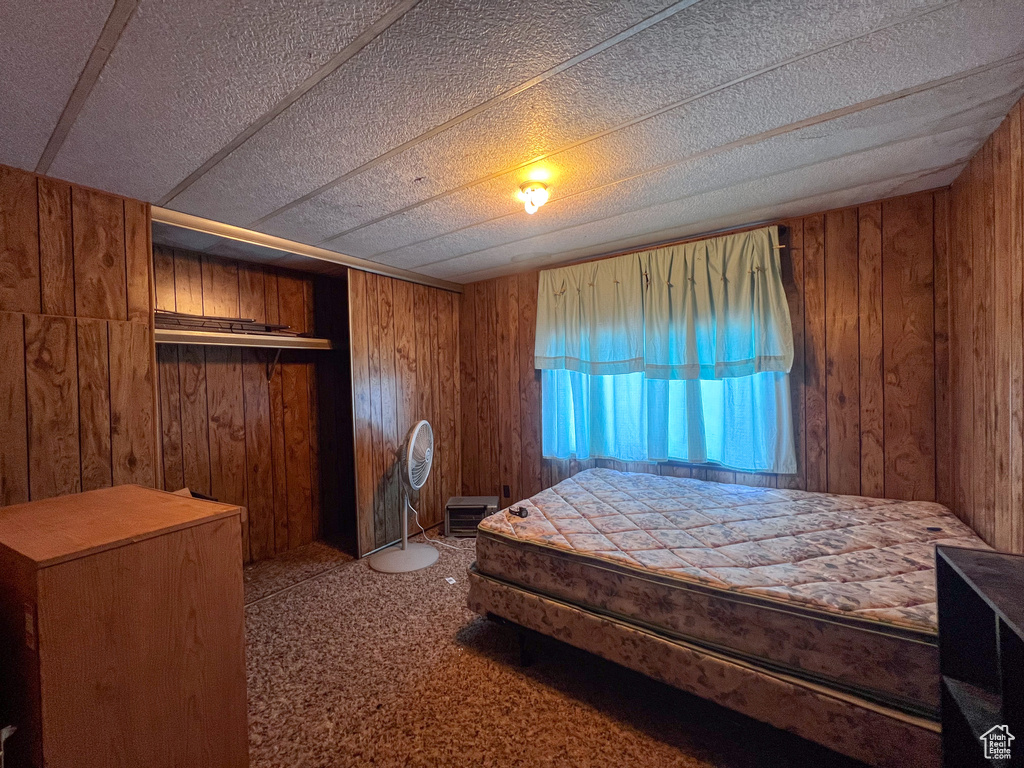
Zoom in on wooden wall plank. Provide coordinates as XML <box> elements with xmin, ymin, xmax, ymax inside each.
<box><xmin>802</xmin><ymin>214</ymin><xmax>828</xmax><ymax>493</ymax></box>
<box><xmin>76</xmin><ymin>319</ymin><xmax>112</xmax><ymax>492</ymax></box>
<box><xmin>307</xmin><ymin>347</ymin><xmax>321</xmax><ymax>541</ymax></box>
<box><xmin>123</xmin><ymin>199</ymin><xmax>151</xmax><ymax>322</ymax></box>
<box><xmin>459</xmin><ymin>283</ymin><xmax>479</xmax><ymax>495</ymax></box>
<box><xmin>971</xmin><ymin>145</ymin><xmax>995</xmax><ymax>539</ymax></box>
<box><xmin>421</xmin><ymin>290</ymin><xmax>438</xmax><ymax>528</ymax></box>
<box><xmin>993</xmin><ymin>120</ymin><xmax>1015</xmax><ymax>550</ymax></box>
<box><xmin>177</xmin><ymin>345</ymin><xmax>211</xmax><ymax>496</ymax></box>
<box><xmin>109</xmin><ymin>321</ymin><xmax>157</xmax><ymax>488</ymax></box>
<box><xmin>282</xmin><ymin>361</ymin><xmax>314</xmax><ymax>549</ymax></box>
<box><xmin>496</xmin><ymin>275</ymin><xmax>522</xmax><ymax>505</ymax></box>
<box><xmin>241</xmin><ymin>349</ymin><xmax>275</xmax><ymax>560</ymax></box>
<box><xmin>364</xmin><ymin>274</ymin><xmax>387</xmax><ymax>548</ymax></box>
<box><xmin>25</xmin><ymin>314</ymin><xmax>80</xmax><ymax>498</ymax></box>
<box><xmin>173</xmin><ymin>251</ymin><xmax>204</xmax><ymax>316</ymax></box>
<box><xmin>277</xmin><ymin>273</ymin><xmax>306</xmax><ymax>332</ymax></box>
<box><xmin>1010</xmin><ymin>102</ymin><xmax>1024</xmax><ymax>553</ymax></box>
<box><xmin>0</xmin><ymin>166</ymin><xmax>40</xmax><ymax>314</ymax></box>
<box><xmin>37</xmin><ymin>177</ymin><xmax>74</xmax><ymax>317</ymax></box>
<box><xmin>201</xmin><ymin>256</ymin><xmax>239</xmax><ymax>319</ymax></box>
<box><xmin>205</xmin><ymin>346</ymin><xmax>248</xmax><ymax>555</ymax></box>
<box><xmin>267</xmin><ymin>356</ymin><xmax>289</xmax><ymax>553</ymax></box>
<box><xmin>882</xmin><ymin>194</ymin><xmax>936</xmax><ymax>501</ymax></box>
<box><xmin>157</xmin><ymin>345</ymin><xmax>184</xmax><ymax>491</ymax></box>
<box><xmin>237</xmin><ymin>264</ymin><xmax>266</xmax><ymax>322</ymax></box>
<box><xmin>518</xmin><ymin>271</ymin><xmax>543</xmax><ymax>499</ymax></box>
<box><xmin>0</xmin><ymin>311</ymin><xmax>28</xmax><ymax>504</ymax></box>
<box><xmin>949</xmin><ymin>173</ymin><xmax>975</xmax><ymax>531</ymax></box>
<box><xmin>392</xmin><ymin>280</ymin><xmax>417</xmax><ymax>437</ymax></box>
<box><xmin>779</xmin><ymin>220</ymin><xmax>805</xmax><ymax>490</ymax></box>
<box><xmin>72</xmin><ymin>187</ymin><xmax>126</xmax><ymax>321</ymax></box>
<box><xmin>303</xmin><ymin>279</ymin><xmax>316</xmax><ymax>337</ymax></box>
<box><xmin>412</xmin><ymin>283</ymin><xmax>437</xmax><ymax>526</ymax></box>
<box><xmin>438</xmin><ymin>290</ymin><xmax>459</xmax><ymax>526</ymax></box>
<box><xmin>349</xmin><ymin>271</ymin><xmax>376</xmax><ymax>555</ymax></box>
<box><xmin>824</xmin><ymin>209</ymin><xmax>861</xmax><ymax>495</ymax></box>
<box><xmin>264</xmin><ymin>271</ymin><xmax>280</xmax><ymax>325</ymax></box>
<box><xmin>933</xmin><ymin>190</ymin><xmax>951</xmax><ymax>509</ymax></box>
<box><xmin>478</xmin><ymin>279</ymin><xmax>499</xmax><ymax>499</ymax></box>
<box><xmin>152</xmin><ymin>246</ymin><xmax>177</xmax><ymax>312</ymax></box>
<box><xmin>1007</xmin><ymin>103</ymin><xmax>1024</xmax><ymax>552</ymax></box>
<box><xmin>392</xmin><ymin>279</ymin><xmax>417</xmax><ymax>534</ymax></box>
<box><xmin>858</xmin><ymin>204</ymin><xmax>885</xmax><ymax>497</ymax></box>
<box><xmin>449</xmin><ymin>291</ymin><xmax>461</xmax><ymax>510</ymax></box>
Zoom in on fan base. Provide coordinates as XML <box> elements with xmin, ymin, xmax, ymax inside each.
<box><xmin>368</xmin><ymin>541</ymin><xmax>439</xmax><ymax>573</ymax></box>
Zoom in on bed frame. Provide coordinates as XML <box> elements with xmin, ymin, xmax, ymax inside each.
<box><xmin>468</xmin><ymin>566</ymin><xmax>940</xmax><ymax>768</ymax></box>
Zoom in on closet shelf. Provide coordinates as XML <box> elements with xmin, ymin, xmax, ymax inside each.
<box><xmin>154</xmin><ymin>328</ymin><xmax>332</xmax><ymax>350</ymax></box>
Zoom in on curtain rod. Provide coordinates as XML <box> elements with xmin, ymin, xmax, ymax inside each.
<box><xmin>555</xmin><ymin>222</ymin><xmax>788</xmax><ymax>271</ymax></box>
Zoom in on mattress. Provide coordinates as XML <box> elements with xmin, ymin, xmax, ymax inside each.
<box><xmin>475</xmin><ymin>468</ymin><xmax>988</xmax><ymax>718</ymax></box>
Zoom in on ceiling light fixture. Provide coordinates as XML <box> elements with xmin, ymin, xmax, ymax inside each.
<box><xmin>517</xmin><ymin>181</ymin><xmax>549</xmax><ymax>214</ymax></box>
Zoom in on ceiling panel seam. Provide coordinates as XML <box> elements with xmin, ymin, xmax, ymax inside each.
<box><xmin>155</xmin><ymin>0</ymin><xmax>423</xmax><ymax>207</ymax></box>
<box><xmin>367</xmin><ymin>51</ymin><xmax>1023</xmax><ymax>263</ymax></box>
<box><xmin>319</xmin><ymin>0</ymin><xmax>963</xmax><ymax>246</ymax></box>
<box><xmin>241</xmin><ymin>0</ymin><xmax>706</xmax><ymax>228</ymax></box>
<box><xmin>410</xmin><ymin>122</ymin><xmax>992</xmax><ymax>271</ymax></box>
<box><xmin>35</xmin><ymin>0</ymin><xmax>141</xmax><ymax>174</ymax></box>
<box><xmin>455</xmin><ymin>166</ymin><xmax>964</xmax><ymax>283</ymax></box>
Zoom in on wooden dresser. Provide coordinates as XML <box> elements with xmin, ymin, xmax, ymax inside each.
<box><xmin>0</xmin><ymin>485</ymin><xmax>249</xmax><ymax>768</ymax></box>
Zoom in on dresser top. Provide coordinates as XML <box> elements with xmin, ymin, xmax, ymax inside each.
<box><xmin>0</xmin><ymin>485</ymin><xmax>242</xmax><ymax>567</ymax></box>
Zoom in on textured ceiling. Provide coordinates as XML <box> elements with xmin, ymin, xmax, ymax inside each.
<box><xmin>4</xmin><ymin>0</ymin><xmax>1024</xmax><ymax>283</ymax></box>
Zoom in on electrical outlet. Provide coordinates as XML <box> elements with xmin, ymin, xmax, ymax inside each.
<box><xmin>503</xmin><ymin>485</ymin><xmax>510</xmax><ymax>498</ymax></box>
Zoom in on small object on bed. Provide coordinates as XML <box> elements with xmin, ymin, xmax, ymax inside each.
<box><xmin>509</xmin><ymin>506</ymin><xmax>529</xmax><ymax>518</ymax></box>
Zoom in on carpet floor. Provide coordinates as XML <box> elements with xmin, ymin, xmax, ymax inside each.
<box><xmin>243</xmin><ymin>538</ymin><xmax>869</xmax><ymax>768</ymax></box>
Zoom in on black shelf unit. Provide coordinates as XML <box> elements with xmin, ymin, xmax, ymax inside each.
<box><xmin>937</xmin><ymin>545</ymin><xmax>1024</xmax><ymax>767</ymax></box>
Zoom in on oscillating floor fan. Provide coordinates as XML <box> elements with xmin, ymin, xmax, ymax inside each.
<box><xmin>368</xmin><ymin>419</ymin><xmax>439</xmax><ymax>573</ymax></box>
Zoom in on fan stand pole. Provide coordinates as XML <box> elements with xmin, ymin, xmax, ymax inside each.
<box><xmin>367</xmin><ymin>486</ymin><xmax>439</xmax><ymax>573</ymax></box>
<box><xmin>400</xmin><ymin>491</ymin><xmax>409</xmax><ymax>551</ymax></box>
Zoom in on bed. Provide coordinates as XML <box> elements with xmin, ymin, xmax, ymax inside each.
<box><xmin>467</xmin><ymin>468</ymin><xmax>988</xmax><ymax>768</ymax></box>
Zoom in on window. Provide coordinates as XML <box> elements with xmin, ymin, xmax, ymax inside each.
<box><xmin>541</xmin><ymin>370</ymin><xmax>795</xmax><ymax>473</ymax></box>
<box><xmin>535</xmin><ymin>226</ymin><xmax>796</xmax><ymax>475</ymax></box>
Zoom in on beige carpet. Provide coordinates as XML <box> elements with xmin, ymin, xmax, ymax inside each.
<box><xmin>244</xmin><ymin>539</ymin><xmax>868</xmax><ymax>768</ymax></box>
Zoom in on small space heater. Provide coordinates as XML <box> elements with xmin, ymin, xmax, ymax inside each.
<box><xmin>445</xmin><ymin>496</ymin><xmax>499</xmax><ymax>538</ymax></box>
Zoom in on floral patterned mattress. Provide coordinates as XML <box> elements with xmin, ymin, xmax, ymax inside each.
<box><xmin>475</xmin><ymin>468</ymin><xmax>987</xmax><ymax>717</ymax></box>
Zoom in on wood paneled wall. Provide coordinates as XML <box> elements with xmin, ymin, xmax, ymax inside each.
<box><xmin>460</xmin><ymin>191</ymin><xmax>949</xmax><ymax>510</ymax></box>
<box><xmin>0</xmin><ymin>164</ymin><xmax>158</xmax><ymax>506</ymax></box>
<box><xmin>153</xmin><ymin>245</ymin><xmax>319</xmax><ymax>562</ymax></box>
<box><xmin>348</xmin><ymin>270</ymin><xmax>460</xmax><ymax>556</ymax></box>
<box><xmin>947</xmin><ymin>98</ymin><xmax>1024</xmax><ymax>554</ymax></box>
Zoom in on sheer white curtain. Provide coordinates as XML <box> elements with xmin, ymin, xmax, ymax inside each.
<box><xmin>536</xmin><ymin>227</ymin><xmax>797</xmax><ymax>474</ymax></box>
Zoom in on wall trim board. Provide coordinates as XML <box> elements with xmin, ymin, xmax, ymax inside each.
<box><xmin>151</xmin><ymin>207</ymin><xmax>463</xmax><ymax>294</ymax></box>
